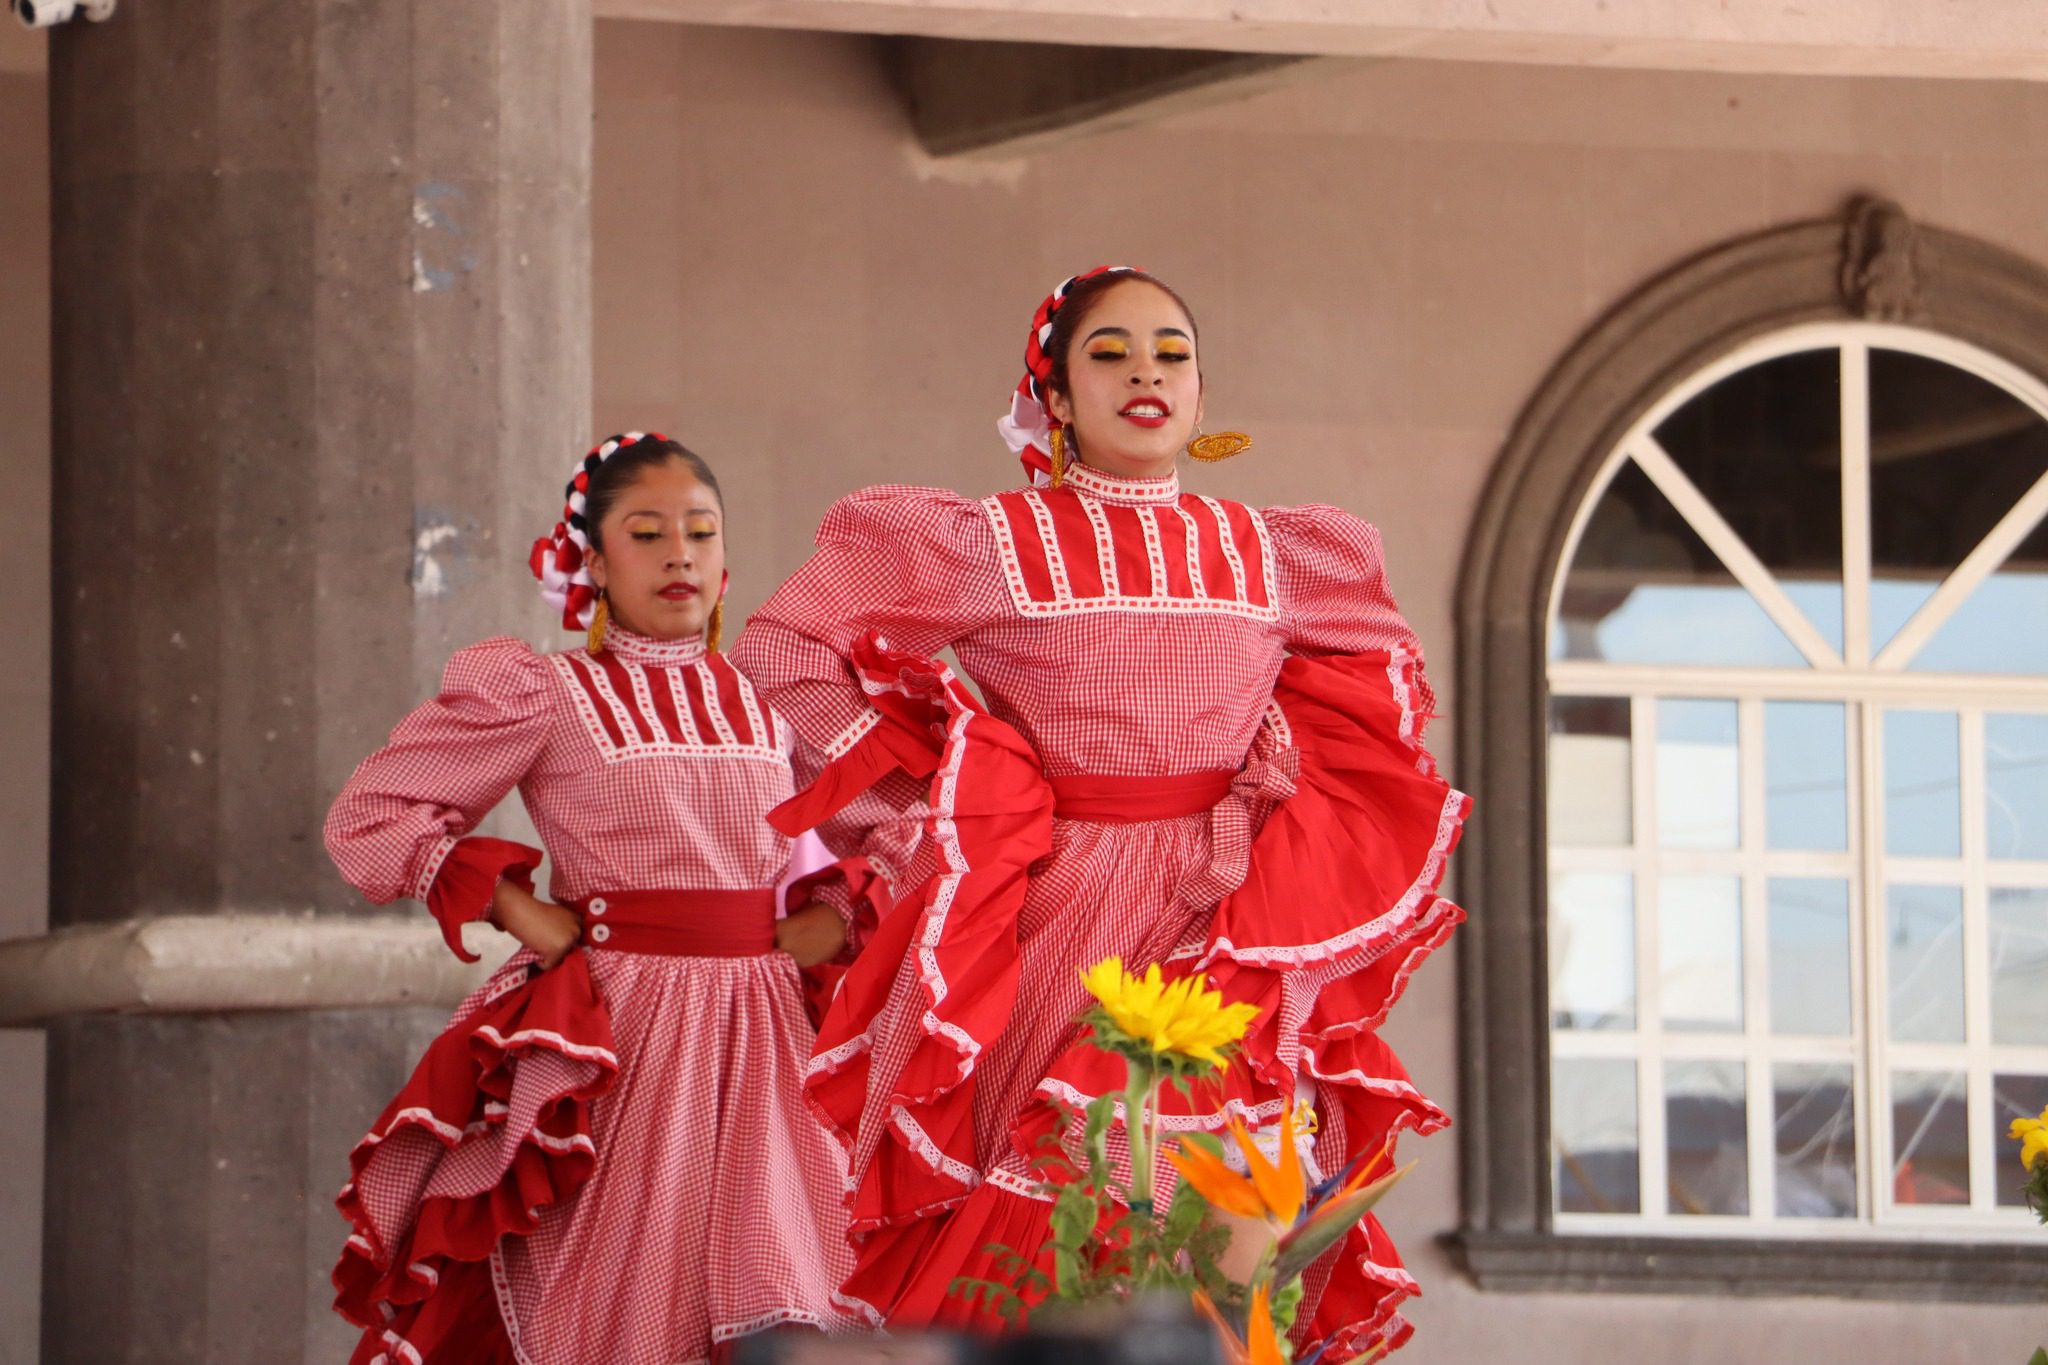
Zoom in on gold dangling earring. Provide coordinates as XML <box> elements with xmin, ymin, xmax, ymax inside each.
<box><xmin>586</xmin><ymin>591</ymin><xmax>609</xmax><ymax>657</ymax></box>
<box><xmin>1048</xmin><ymin>427</ymin><xmax>1067</xmax><ymax>489</ymax></box>
<box><xmin>706</xmin><ymin>598</ymin><xmax>725</xmax><ymax>653</ymax></box>
<box><xmin>1186</xmin><ymin>423</ymin><xmax>1254</xmax><ymax>462</ymax></box>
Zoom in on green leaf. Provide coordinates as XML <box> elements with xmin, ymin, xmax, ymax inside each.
<box><xmin>1162</xmin><ymin>1175</ymin><xmax>1210</xmax><ymax>1250</ymax></box>
<box><xmin>1050</xmin><ymin>1181</ymin><xmax>1098</xmax><ymax>1256</ymax></box>
<box><xmin>2028</xmin><ymin>1351</ymin><xmax>2047</xmax><ymax>1365</ymax></box>
<box><xmin>947</xmin><ymin>1276</ymin><xmax>1024</xmax><ymax>1326</ymax></box>
<box><xmin>1271</xmin><ymin>1278</ymin><xmax>1305</xmax><ymax>1339</ymax></box>
<box><xmin>1180</xmin><ymin>1130</ymin><xmax>1225</xmax><ymax>1160</ymax></box>
<box><xmin>1085</xmin><ymin>1091</ymin><xmax>1119</xmax><ymax>1180</ymax></box>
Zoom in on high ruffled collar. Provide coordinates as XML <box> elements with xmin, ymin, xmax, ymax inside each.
<box><xmin>598</xmin><ymin>619</ymin><xmax>707</xmax><ymax>666</ymax></box>
<box><xmin>1061</xmin><ymin>460</ymin><xmax>1182</xmax><ymax>506</ymax></box>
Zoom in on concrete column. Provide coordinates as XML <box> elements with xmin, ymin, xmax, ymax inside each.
<box><xmin>43</xmin><ymin>2</ymin><xmax>591</xmax><ymax>1359</ymax></box>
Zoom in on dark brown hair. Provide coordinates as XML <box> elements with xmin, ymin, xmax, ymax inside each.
<box><xmin>582</xmin><ymin>438</ymin><xmax>723</xmax><ymax>553</ymax></box>
<box><xmin>1041</xmin><ymin>270</ymin><xmax>1201</xmax><ymax>409</ymax></box>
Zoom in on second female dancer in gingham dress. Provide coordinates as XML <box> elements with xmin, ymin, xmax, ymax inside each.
<box><xmin>732</xmin><ymin>269</ymin><xmax>1471</xmax><ymax>1361</ymax></box>
<box><xmin>324</xmin><ymin>437</ymin><xmax>912</xmax><ymax>1365</ymax></box>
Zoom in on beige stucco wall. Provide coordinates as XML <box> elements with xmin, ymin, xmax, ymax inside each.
<box><xmin>593</xmin><ymin>24</ymin><xmax>2048</xmax><ymax>1362</ymax></box>
<box><xmin>3</xmin><ymin>18</ymin><xmax>2046</xmax><ymax>1363</ymax></box>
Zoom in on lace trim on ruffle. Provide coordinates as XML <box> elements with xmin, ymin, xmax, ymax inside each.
<box><xmin>471</xmin><ymin>1024</ymin><xmax>621</xmax><ymax>1069</ymax></box>
<box><xmin>1036</xmin><ymin>1076</ymin><xmax>1287</xmax><ymax>1135</ymax></box>
<box><xmin>711</xmin><ymin>1307</ymin><xmax>829</xmax><ymax>1341</ymax></box>
<box><xmin>987</xmin><ymin>1166</ymin><xmax>1057</xmax><ymax>1202</ymax></box>
<box><xmin>824</xmin><ymin>706</ymin><xmax>882</xmax><ymax>761</ymax></box>
<box><xmin>832</xmin><ymin>1290</ymin><xmax>887</xmax><ymax>1328</ymax></box>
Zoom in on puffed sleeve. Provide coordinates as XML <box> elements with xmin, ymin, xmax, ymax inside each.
<box><xmin>1268</xmin><ymin>503</ymin><xmax>1425</xmax><ymax>651</ymax></box>
<box><xmin>730</xmin><ymin>485</ymin><xmax>1010</xmax><ymax>760</ymax></box>
<box><xmin>323</xmin><ymin>636</ymin><xmax>553</xmax><ymax>962</ymax></box>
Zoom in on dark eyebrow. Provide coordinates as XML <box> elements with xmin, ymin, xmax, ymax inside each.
<box><xmin>1083</xmin><ymin>327</ymin><xmax>1132</xmax><ymax>343</ymax></box>
<box><xmin>1155</xmin><ymin>328</ymin><xmax>1191</xmax><ymax>342</ymax></box>
<box><xmin>622</xmin><ymin>506</ymin><xmax>720</xmax><ymax>519</ymax></box>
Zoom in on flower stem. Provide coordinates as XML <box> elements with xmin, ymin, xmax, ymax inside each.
<box><xmin>1126</xmin><ymin>1057</ymin><xmax>1158</xmax><ymax>1214</ymax></box>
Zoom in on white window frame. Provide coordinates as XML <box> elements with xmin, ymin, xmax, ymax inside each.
<box><xmin>1545</xmin><ymin>320</ymin><xmax>2048</xmax><ymax>1243</ymax></box>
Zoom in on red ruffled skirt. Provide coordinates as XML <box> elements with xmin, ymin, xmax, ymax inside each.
<box><xmin>333</xmin><ymin>943</ymin><xmax>858</xmax><ymax>1365</ymax></box>
<box><xmin>774</xmin><ymin>640</ymin><xmax>1468</xmax><ymax>1360</ymax></box>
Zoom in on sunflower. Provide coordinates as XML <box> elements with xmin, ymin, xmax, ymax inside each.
<box><xmin>1079</xmin><ymin>956</ymin><xmax>1260</xmax><ymax>1072</ymax></box>
<box><xmin>2011</xmin><ymin>1107</ymin><xmax>2048</xmax><ymax>1172</ymax></box>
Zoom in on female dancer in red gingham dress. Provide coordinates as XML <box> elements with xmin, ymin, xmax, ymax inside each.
<box><xmin>731</xmin><ymin>270</ymin><xmax>1470</xmax><ymax>1361</ymax></box>
<box><xmin>326</xmin><ymin>436</ymin><xmax>908</xmax><ymax>1365</ymax></box>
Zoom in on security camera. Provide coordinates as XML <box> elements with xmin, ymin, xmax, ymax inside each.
<box><xmin>12</xmin><ymin>0</ymin><xmax>117</xmax><ymax>28</ymax></box>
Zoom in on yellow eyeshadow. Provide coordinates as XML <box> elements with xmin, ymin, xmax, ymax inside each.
<box><xmin>1156</xmin><ymin>339</ymin><xmax>1192</xmax><ymax>358</ymax></box>
<box><xmin>1087</xmin><ymin>341</ymin><xmax>1130</xmax><ymax>357</ymax></box>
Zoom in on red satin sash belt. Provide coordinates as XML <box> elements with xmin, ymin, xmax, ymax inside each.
<box><xmin>568</xmin><ymin>888</ymin><xmax>778</xmax><ymax>957</ymax></box>
<box><xmin>1045</xmin><ymin>769</ymin><xmax>1237</xmax><ymax>823</ymax></box>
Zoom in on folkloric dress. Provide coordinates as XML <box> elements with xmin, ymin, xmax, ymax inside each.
<box><xmin>326</xmin><ymin>621</ymin><xmax>913</xmax><ymax>1365</ymax></box>
<box><xmin>731</xmin><ymin>456</ymin><xmax>1471</xmax><ymax>1360</ymax></box>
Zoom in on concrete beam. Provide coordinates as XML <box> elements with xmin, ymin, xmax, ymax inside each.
<box><xmin>596</xmin><ymin>0</ymin><xmax>2048</xmax><ymax>81</ymax></box>
<box><xmin>887</xmin><ymin>38</ymin><xmax>1331</xmax><ymax>157</ymax></box>
<box><xmin>0</xmin><ymin>916</ymin><xmax>509</xmax><ymax>1026</ymax></box>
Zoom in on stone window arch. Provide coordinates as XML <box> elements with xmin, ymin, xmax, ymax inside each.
<box><xmin>1451</xmin><ymin>201</ymin><xmax>2048</xmax><ymax>1298</ymax></box>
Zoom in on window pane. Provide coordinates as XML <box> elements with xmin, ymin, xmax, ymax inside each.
<box><xmin>1652</xmin><ymin>347</ymin><xmax>1844</xmax><ymax>655</ymax></box>
<box><xmin>1549</xmin><ymin>696</ymin><xmax>1632</xmax><ymax>847</ymax></box>
<box><xmin>1765</xmin><ymin>701</ymin><xmax>1848</xmax><ymax>851</ymax></box>
<box><xmin>1549</xmin><ymin>872</ymin><xmax>1635</xmax><ymax>1030</ymax></box>
<box><xmin>1990</xmin><ymin>887</ymin><xmax>2048</xmax><ymax>1046</ymax></box>
<box><xmin>1993</xmin><ymin>1073</ymin><xmax>2048</xmax><ymax>1208</ymax></box>
<box><xmin>1883</xmin><ymin>710</ymin><xmax>1961</xmax><ymax>858</ymax></box>
<box><xmin>1887</xmin><ymin>884</ymin><xmax>1966</xmax><ymax>1043</ymax></box>
<box><xmin>1774</xmin><ymin>1062</ymin><xmax>1857</xmax><ymax>1218</ymax></box>
<box><xmin>1553</xmin><ymin>1057</ymin><xmax>1640</xmax><ymax>1214</ymax></box>
<box><xmin>1660</xmin><ymin>875</ymin><xmax>1743</xmax><ymax>1033</ymax></box>
<box><xmin>1768</xmin><ymin>877</ymin><xmax>1852</xmax><ymax>1037</ymax></box>
<box><xmin>1551</xmin><ymin>459</ymin><xmax>1806</xmax><ymax>668</ymax></box>
<box><xmin>1906</xmin><ymin>519</ymin><xmax>2048</xmax><ymax>676</ymax></box>
<box><xmin>1665</xmin><ymin>1060</ymin><xmax>1750</xmax><ymax>1216</ymax></box>
<box><xmin>1868</xmin><ymin>347</ymin><xmax>2048</xmax><ymax>660</ymax></box>
<box><xmin>1658</xmin><ymin>699</ymin><xmax>1740</xmax><ymax>849</ymax></box>
<box><xmin>1987</xmin><ymin>713</ymin><xmax>2048</xmax><ymax>860</ymax></box>
<box><xmin>1891</xmin><ymin>1069</ymin><xmax>1970</xmax><ymax>1206</ymax></box>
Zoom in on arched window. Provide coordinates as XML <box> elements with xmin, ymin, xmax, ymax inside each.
<box><xmin>1548</xmin><ymin>323</ymin><xmax>2048</xmax><ymax>1231</ymax></box>
<box><xmin>1455</xmin><ymin>203</ymin><xmax>2048</xmax><ymax>1297</ymax></box>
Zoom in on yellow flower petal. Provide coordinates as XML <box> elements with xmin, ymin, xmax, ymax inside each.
<box><xmin>1078</xmin><ymin>958</ymin><xmax>1261</xmax><ymax>1066</ymax></box>
<box><xmin>2024</xmin><ymin>1131</ymin><xmax>2048</xmax><ymax>1171</ymax></box>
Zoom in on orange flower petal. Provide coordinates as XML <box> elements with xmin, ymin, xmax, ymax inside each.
<box><xmin>1237</xmin><ymin>1103</ymin><xmax>1306</xmax><ymax>1225</ymax></box>
<box><xmin>1247</xmin><ymin>1284</ymin><xmax>1285</xmax><ymax>1365</ymax></box>
<box><xmin>1190</xmin><ymin>1289</ymin><xmax>1249</xmax><ymax>1365</ymax></box>
<box><xmin>1169</xmin><ymin>1144</ymin><xmax>1268</xmax><ymax>1220</ymax></box>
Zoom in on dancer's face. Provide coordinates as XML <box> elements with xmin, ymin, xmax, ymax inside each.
<box><xmin>587</xmin><ymin>458</ymin><xmax>725</xmax><ymax>642</ymax></box>
<box><xmin>1047</xmin><ymin>279</ymin><xmax>1204</xmax><ymax>481</ymax></box>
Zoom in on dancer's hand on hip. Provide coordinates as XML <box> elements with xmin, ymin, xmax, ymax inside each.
<box><xmin>775</xmin><ymin>902</ymin><xmax>848</xmax><ymax>968</ymax></box>
<box><xmin>490</xmin><ymin>881</ymin><xmax>583</xmax><ymax>970</ymax></box>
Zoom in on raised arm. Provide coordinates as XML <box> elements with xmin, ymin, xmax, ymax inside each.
<box><xmin>324</xmin><ymin>636</ymin><xmax>553</xmax><ymax>961</ymax></box>
<box><xmin>731</xmin><ymin>485</ymin><xmax>1007</xmax><ymax>759</ymax></box>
